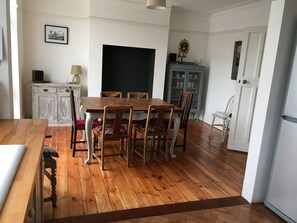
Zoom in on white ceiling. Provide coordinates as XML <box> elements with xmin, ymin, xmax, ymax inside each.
<box><xmin>165</xmin><ymin>0</ymin><xmax>270</xmax><ymax>13</ymax></box>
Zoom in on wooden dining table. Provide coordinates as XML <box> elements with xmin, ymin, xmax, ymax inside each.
<box><xmin>80</xmin><ymin>97</ymin><xmax>183</xmax><ymax>164</ymax></box>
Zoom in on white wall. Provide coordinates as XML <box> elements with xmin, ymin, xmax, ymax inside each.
<box><xmin>87</xmin><ymin>0</ymin><xmax>171</xmax><ymax>97</ymax></box>
<box><xmin>0</xmin><ymin>0</ymin><xmax>13</xmax><ymax>119</ymax></box>
<box><xmin>22</xmin><ymin>0</ymin><xmax>89</xmax><ymax>117</ymax></box>
<box><xmin>168</xmin><ymin>8</ymin><xmax>210</xmax><ymax>65</ymax></box>
<box><xmin>203</xmin><ymin>1</ymin><xmax>271</xmax><ymax>124</ymax></box>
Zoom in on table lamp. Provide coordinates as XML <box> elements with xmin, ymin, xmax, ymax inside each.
<box><xmin>71</xmin><ymin>65</ymin><xmax>82</xmax><ymax>84</ymax></box>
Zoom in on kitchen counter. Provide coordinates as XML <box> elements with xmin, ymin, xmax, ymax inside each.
<box><xmin>0</xmin><ymin>119</ymin><xmax>48</xmax><ymax>223</ymax></box>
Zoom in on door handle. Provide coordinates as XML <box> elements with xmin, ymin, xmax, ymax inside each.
<box><xmin>242</xmin><ymin>80</ymin><xmax>247</xmax><ymax>84</ymax></box>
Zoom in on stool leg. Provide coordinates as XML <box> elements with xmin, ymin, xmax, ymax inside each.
<box><xmin>50</xmin><ymin>161</ymin><xmax>57</xmax><ymax>207</ymax></box>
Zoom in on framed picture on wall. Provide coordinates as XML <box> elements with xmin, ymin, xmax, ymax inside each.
<box><xmin>231</xmin><ymin>41</ymin><xmax>242</xmax><ymax>80</ymax></box>
<box><xmin>44</xmin><ymin>25</ymin><xmax>68</xmax><ymax>44</ymax></box>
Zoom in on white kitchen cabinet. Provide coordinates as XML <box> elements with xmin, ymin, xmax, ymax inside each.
<box><xmin>32</xmin><ymin>83</ymin><xmax>81</xmax><ymax>125</ymax></box>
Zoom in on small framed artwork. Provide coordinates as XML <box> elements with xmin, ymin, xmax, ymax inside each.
<box><xmin>44</xmin><ymin>25</ymin><xmax>68</xmax><ymax>44</ymax></box>
<box><xmin>231</xmin><ymin>41</ymin><xmax>242</xmax><ymax>80</ymax></box>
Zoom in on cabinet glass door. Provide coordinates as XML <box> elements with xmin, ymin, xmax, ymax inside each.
<box><xmin>186</xmin><ymin>71</ymin><xmax>201</xmax><ymax>110</ymax></box>
<box><xmin>170</xmin><ymin>71</ymin><xmax>185</xmax><ymax>105</ymax></box>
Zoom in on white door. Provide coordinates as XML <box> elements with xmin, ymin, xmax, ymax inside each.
<box><xmin>228</xmin><ymin>27</ymin><xmax>266</xmax><ymax>152</ymax></box>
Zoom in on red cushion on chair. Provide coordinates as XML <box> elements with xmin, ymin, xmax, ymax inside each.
<box><xmin>76</xmin><ymin>119</ymin><xmax>101</xmax><ymax>128</ymax></box>
<box><xmin>93</xmin><ymin>119</ymin><xmax>102</xmax><ymax>127</ymax></box>
<box><xmin>76</xmin><ymin>119</ymin><xmax>86</xmax><ymax>126</ymax></box>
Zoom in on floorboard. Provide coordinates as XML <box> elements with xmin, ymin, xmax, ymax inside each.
<box><xmin>43</xmin><ymin>121</ymin><xmax>284</xmax><ymax>222</ymax></box>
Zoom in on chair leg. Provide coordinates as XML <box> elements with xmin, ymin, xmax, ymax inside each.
<box><xmin>221</xmin><ymin>120</ymin><xmax>229</xmax><ymax>143</ymax></box>
<box><xmin>221</xmin><ymin>119</ymin><xmax>227</xmax><ymax>142</ymax></box>
<box><xmin>101</xmin><ymin>141</ymin><xmax>105</xmax><ymax>170</ymax></box>
<box><xmin>209</xmin><ymin>116</ymin><xmax>216</xmax><ymax>137</ymax></box>
<box><xmin>72</xmin><ymin>129</ymin><xmax>77</xmax><ymax>157</ymax></box>
<box><xmin>183</xmin><ymin>127</ymin><xmax>187</xmax><ymax>151</ymax></box>
<box><xmin>70</xmin><ymin>125</ymin><xmax>74</xmax><ymax>149</ymax></box>
<box><xmin>143</xmin><ymin>138</ymin><xmax>147</xmax><ymax>165</ymax></box>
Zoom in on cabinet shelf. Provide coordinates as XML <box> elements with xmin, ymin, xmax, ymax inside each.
<box><xmin>164</xmin><ymin>63</ymin><xmax>204</xmax><ymax>119</ymax></box>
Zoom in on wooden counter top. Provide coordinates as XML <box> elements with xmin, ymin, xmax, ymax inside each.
<box><xmin>0</xmin><ymin>119</ymin><xmax>48</xmax><ymax>223</ymax></box>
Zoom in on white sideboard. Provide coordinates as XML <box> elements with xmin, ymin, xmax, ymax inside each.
<box><xmin>32</xmin><ymin>83</ymin><xmax>81</xmax><ymax>126</ymax></box>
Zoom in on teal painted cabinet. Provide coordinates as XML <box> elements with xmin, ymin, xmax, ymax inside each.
<box><xmin>164</xmin><ymin>63</ymin><xmax>204</xmax><ymax>119</ymax></box>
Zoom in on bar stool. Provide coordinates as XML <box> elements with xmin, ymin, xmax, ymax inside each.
<box><xmin>43</xmin><ymin>144</ymin><xmax>59</xmax><ymax>207</ymax></box>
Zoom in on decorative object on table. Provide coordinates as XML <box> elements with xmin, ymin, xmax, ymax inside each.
<box><xmin>71</xmin><ymin>65</ymin><xmax>82</xmax><ymax>84</ymax></box>
<box><xmin>146</xmin><ymin>0</ymin><xmax>166</xmax><ymax>9</ymax></box>
<box><xmin>32</xmin><ymin>70</ymin><xmax>44</xmax><ymax>83</ymax></box>
<box><xmin>44</xmin><ymin>24</ymin><xmax>68</xmax><ymax>44</ymax></box>
<box><xmin>178</xmin><ymin>39</ymin><xmax>190</xmax><ymax>63</ymax></box>
<box><xmin>231</xmin><ymin>41</ymin><xmax>242</xmax><ymax>80</ymax></box>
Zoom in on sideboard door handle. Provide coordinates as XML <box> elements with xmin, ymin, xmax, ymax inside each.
<box><xmin>43</xmin><ymin>89</ymin><xmax>48</xmax><ymax>92</ymax></box>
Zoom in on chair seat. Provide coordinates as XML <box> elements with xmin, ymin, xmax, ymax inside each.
<box><xmin>94</xmin><ymin>123</ymin><xmax>128</xmax><ymax>136</ymax></box>
<box><xmin>75</xmin><ymin>119</ymin><xmax>101</xmax><ymax>127</ymax></box>
<box><xmin>134</xmin><ymin>119</ymin><xmax>168</xmax><ymax>133</ymax></box>
<box><xmin>209</xmin><ymin>96</ymin><xmax>234</xmax><ymax>143</ymax></box>
<box><xmin>212</xmin><ymin>112</ymin><xmax>231</xmax><ymax>119</ymax></box>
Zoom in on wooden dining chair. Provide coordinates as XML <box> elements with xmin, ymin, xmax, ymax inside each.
<box><xmin>132</xmin><ymin>105</ymin><xmax>174</xmax><ymax>165</ymax></box>
<box><xmin>70</xmin><ymin>88</ymin><xmax>101</xmax><ymax>157</ymax></box>
<box><xmin>92</xmin><ymin>106</ymin><xmax>133</xmax><ymax>170</ymax></box>
<box><xmin>100</xmin><ymin>91</ymin><xmax>122</xmax><ymax>98</ymax></box>
<box><xmin>175</xmin><ymin>92</ymin><xmax>193</xmax><ymax>151</ymax></box>
<box><xmin>127</xmin><ymin>92</ymin><xmax>149</xmax><ymax>98</ymax></box>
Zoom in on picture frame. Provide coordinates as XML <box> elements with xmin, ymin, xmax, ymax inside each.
<box><xmin>44</xmin><ymin>25</ymin><xmax>68</xmax><ymax>44</ymax></box>
<box><xmin>231</xmin><ymin>41</ymin><xmax>242</xmax><ymax>80</ymax></box>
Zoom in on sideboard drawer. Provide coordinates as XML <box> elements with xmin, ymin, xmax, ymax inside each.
<box><xmin>57</xmin><ymin>87</ymin><xmax>71</xmax><ymax>94</ymax></box>
<box><xmin>33</xmin><ymin>87</ymin><xmax>57</xmax><ymax>94</ymax></box>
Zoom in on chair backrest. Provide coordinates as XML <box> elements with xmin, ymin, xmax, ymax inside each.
<box><xmin>102</xmin><ymin>106</ymin><xmax>133</xmax><ymax>139</ymax></box>
<box><xmin>100</xmin><ymin>91</ymin><xmax>122</xmax><ymax>98</ymax></box>
<box><xmin>225</xmin><ymin>96</ymin><xmax>235</xmax><ymax>114</ymax></box>
<box><xmin>178</xmin><ymin>92</ymin><xmax>193</xmax><ymax>128</ymax></box>
<box><xmin>127</xmin><ymin>92</ymin><xmax>148</xmax><ymax>99</ymax></box>
<box><xmin>69</xmin><ymin>88</ymin><xmax>77</xmax><ymax>125</ymax></box>
<box><xmin>145</xmin><ymin>105</ymin><xmax>174</xmax><ymax>137</ymax></box>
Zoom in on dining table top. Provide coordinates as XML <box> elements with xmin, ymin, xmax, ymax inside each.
<box><xmin>80</xmin><ymin>97</ymin><xmax>183</xmax><ymax>113</ymax></box>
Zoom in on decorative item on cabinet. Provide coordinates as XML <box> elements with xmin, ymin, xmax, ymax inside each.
<box><xmin>32</xmin><ymin>83</ymin><xmax>81</xmax><ymax>126</ymax></box>
<box><xmin>178</xmin><ymin>39</ymin><xmax>190</xmax><ymax>63</ymax></box>
<box><xmin>70</xmin><ymin>65</ymin><xmax>82</xmax><ymax>84</ymax></box>
<box><xmin>164</xmin><ymin>63</ymin><xmax>204</xmax><ymax>120</ymax></box>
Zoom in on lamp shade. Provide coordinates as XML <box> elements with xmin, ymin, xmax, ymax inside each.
<box><xmin>146</xmin><ymin>0</ymin><xmax>166</xmax><ymax>10</ymax></box>
<box><xmin>71</xmin><ymin>65</ymin><xmax>82</xmax><ymax>75</ymax></box>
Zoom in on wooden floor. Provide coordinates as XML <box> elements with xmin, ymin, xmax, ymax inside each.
<box><xmin>43</xmin><ymin>121</ymin><xmax>284</xmax><ymax>222</ymax></box>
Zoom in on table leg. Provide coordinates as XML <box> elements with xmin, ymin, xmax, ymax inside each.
<box><xmin>170</xmin><ymin>114</ymin><xmax>180</xmax><ymax>158</ymax></box>
<box><xmin>80</xmin><ymin>105</ymin><xmax>86</xmax><ymax>141</ymax></box>
<box><xmin>85</xmin><ymin>112</ymin><xmax>94</xmax><ymax>164</ymax></box>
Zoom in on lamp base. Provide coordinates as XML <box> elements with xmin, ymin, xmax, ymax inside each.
<box><xmin>72</xmin><ymin>74</ymin><xmax>81</xmax><ymax>84</ymax></box>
